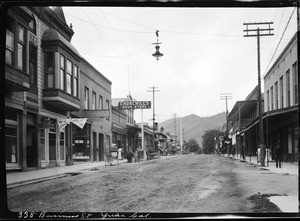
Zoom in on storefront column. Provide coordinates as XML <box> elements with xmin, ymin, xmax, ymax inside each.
<box><xmin>20</xmin><ymin>110</ymin><xmax>27</xmax><ymax>171</ymax></box>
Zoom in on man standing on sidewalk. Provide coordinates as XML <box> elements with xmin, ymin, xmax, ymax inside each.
<box><xmin>274</xmin><ymin>142</ymin><xmax>282</xmax><ymax>168</ymax></box>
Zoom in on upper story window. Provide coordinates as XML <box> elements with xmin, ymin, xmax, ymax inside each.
<box><xmin>66</xmin><ymin>59</ymin><xmax>72</xmax><ymax>94</ymax></box>
<box><xmin>17</xmin><ymin>25</ymin><xmax>25</xmax><ymax>70</ymax></box>
<box><xmin>84</xmin><ymin>87</ymin><xmax>89</xmax><ymax>110</ymax></box>
<box><xmin>45</xmin><ymin>52</ymin><xmax>54</xmax><ymax>88</ymax></box>
<box><xmin>286</xmin><ymin>69</ymin><xmax>290</xmax><ymax>107</ymax></box>
<box><xmin>92</xmin><ymin>92</ymin><xmax>96</xmax><ymax>110</ymax></box>
<box><xmin>29</xmin><ymin>44</ymin><xmax>37</xmax><ymax>87</ymax></box>
<box><xmin>106</xmin><ymin>99</ymin><xmax>110</xmax><ymax>109</ymax></box>
<box><xmin>5</xmin><ymin>17</ymin><xmax>15</xmax><ymax>66</ymax></box>
<box><xmin>73</xmin><ymin>65</ymin><xmax>78</xmax><ymax>97</ymax></box>
<box><xmin>28</xmin><ymin>15</ymin><xmax>36</xmax><ymax>34</ymax></box>
<box><xmin>99</xmin><ymin>95</ymin><xmax>103</xmax><ymax>109</ymax></box>
<box><xmin>292</xmin><ymin>62</ymin><xmax>298</xmax><ymax>105</ymax></box>
<box><xmin>60</xmin><ymin>55</ymin><xmax>65</xmax><ymax>90</ymax></box>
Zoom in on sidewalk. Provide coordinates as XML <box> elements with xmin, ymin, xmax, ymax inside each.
<box><xmin>6</xmin><ymin>159</ymin><xmax>128</xmax><ymax>189</ymax></box>
<box><xmin>225</xmin><ymin>154</ymin><xmax>298</xmax><ymax>175</ymax></box>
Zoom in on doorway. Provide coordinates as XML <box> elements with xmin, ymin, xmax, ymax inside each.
<box><xmin>26</xmin><ymin>126</ymin><xmax>38</xmax><ymax>167</ymax></box>
<box><xmin>93</xmin><ymin>132</ymin><xmax>97</xmax><ymax>161</ymax></box>
<box><xmin>99</xmin><ymin>133</ymin><xmax>104</xmax><ymax>161</ymax></box>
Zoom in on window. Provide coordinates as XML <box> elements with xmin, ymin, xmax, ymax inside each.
<box><xmin>92</xmin><ymin>92</ymin><xmax>96</xmax><ymax>110</ymax></box>
<box><xmin>266</xmin><ymin>90</ymin><xmax>269</xmax><ymax>111</ymax></box>
<box><xmin>275</xmin><ymin>82</ymin><xmax>278</xmax><ymax>109</ymax></box>
<box><xmin>5</xmin><ymin>125</ymin><xmax>18</xmax><ymax>164</ymax></box>
<box><xmin>270</xmin><ymin>86</ymin><xmax>273</xmax><ymax>110</ymax></box>
<box><xmin>73</xmin><ymin>65</ymin><xmax>78</xmax><ymax>97</ymax></box>
<box><xmin>17</xmin><ymin>26</ymin><xmax>25</xmax><ymax>70</ymax></box>
<box><xmin>293</xmin><ymin>62</ymin><xmax>298</xmax><ymax>105</ymax></box>
<box><xmin>66</xmin><ymin>60</ymin><xmax>72</xmax><ymax>94</ymax></box>
<box><xmin>286</xmin><ymin>69</ymin><xmax>290</xmax><ymax>107</ymax></box>
<box><xmin>106</xmin><ymin>99</ymin><xmax>109</xmax><ymax>109</ymax></box>
<box><xmin>60</xmin><ymin>132</ymin><xmax>65</xmax><ymax>160</ymax></box>
<box><xmin>99</xmin><ymin>95</ymin><xmax>103</xmax><ymax>109</ymax></box>
<box><xmin>60</xmin><ymin>55</ymin><xmax>65</xmax><ymax>90</ymax></box>
<box><xmin>45</xmin><ymin>52</ymin><xmax>54</xmax><ymax>88</ymax></box>
<box><xmin>279</xmin><ymin>76</ymin><xmax>283</xmax><ymax>108</ymax></box>
<box><xmin>29</xmin><ymin>16</ymin><xmax>36</xmax><ymax>34</ymax></box>
<box><xmin>84</xmin><ymin>87</ymin><xmax>89</xmax><ymax>110</ymax></box>
<box><xmin>29</xmin><ymin>44</ymin><xmax>37</xmax><ymax>86</ymax></box>
<box><xmin>5</xmin><ymin>17</ymin><xmax>14</xmax><ymax>65</ymax></box>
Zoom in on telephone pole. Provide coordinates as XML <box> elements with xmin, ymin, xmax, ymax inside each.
<box><xmin>173</xmin><ymin>113</ymin><xmax>178</xmax><ymax>147</ymax></box>
<box><xmin>147</xmin><ymin>86</ymin><xmax>160</xmax><ymax>152</ymax></box>
<box><xmin>221</xmin><ymin>93</ymin><xmax>232</xmax><ymax>156</ymax></box>
<box><xmin>220</xmin><ymin>93</ymin><xmax>232</xmax><ymax>138</ymax></box>
<box><xmin>243</xmin><ymin>21</ymin><xmax>274</xmax><ymax>167</ymax></box>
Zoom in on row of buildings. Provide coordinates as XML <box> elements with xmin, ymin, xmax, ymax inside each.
<box><xmin>225</xmin><ymin>30</ymin><xmax>298</xmax><ymax>163</ymax></box>
<box><xmin>3</xmin><ymin>6</ymin><xmax>178</xmax><ymax>172</ymax></box>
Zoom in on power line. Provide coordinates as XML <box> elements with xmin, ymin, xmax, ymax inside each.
<box><xmin>263</xmin><ymin>7</ymin><xmax>296</xmax><ymax>77</ymax></box>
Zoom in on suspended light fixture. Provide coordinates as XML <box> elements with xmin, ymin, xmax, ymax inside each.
<box><xmin>152</xmin><ymin>30</ymin><xmax>163</xmax><ymax>61</ymax></box>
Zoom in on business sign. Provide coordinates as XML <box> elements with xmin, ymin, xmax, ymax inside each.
<box><xmin>118</xmin><ymin>101</ymin><xmax>151</xmax><ymax>109</ymax></box>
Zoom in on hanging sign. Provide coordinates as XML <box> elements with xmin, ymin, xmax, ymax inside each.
<box><xmin>118</xmin><ymin>101</ymin><xmax>151</xmax><ymax>109</ymax></box>
<box><xmin>57</xmin><ymin>118</ymin><xmax>72</xmax><ymax>131</ymax></box>
<box><xmin>72</xmin><ymin>118</ymin><xmax>88</xmax><ymax>129</ymax></box>
<box><xmin>57</xmin><ymin>118</ymin><xmax>88</xmax><ymax>130</ymax></box>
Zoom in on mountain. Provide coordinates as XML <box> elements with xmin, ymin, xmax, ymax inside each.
<box><xmin>158</xmin><ymin>112</ymin><xmax>226</xmax><ymax>146</ymax></box>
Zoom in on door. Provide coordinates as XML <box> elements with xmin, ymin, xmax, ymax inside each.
<box><xmin>27</xmin><ymin>127</ymin><xmax>38</xmax><ymax>167</ymax></box>
<box><xmin>99</xmin><ymin>133</ymin><xmax>104</xmax><ymax>161</ymax></box>
<box><xmin>93</xmin><ymin>132</ymin><xmax>97</xmax><ymax>161</ymax></box>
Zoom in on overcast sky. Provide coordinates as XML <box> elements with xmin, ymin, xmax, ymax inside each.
<box><xmin>62</xmin><ymin>6</ymin><xmax>297</xmax><ymax>124</ymax></box>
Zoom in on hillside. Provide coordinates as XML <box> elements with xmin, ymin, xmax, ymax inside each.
<box><xmin>158</xmin><ymin>112</ymin><xmax>226</xmax><ymax>146</ymax></box>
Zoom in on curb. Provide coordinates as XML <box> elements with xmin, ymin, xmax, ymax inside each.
<box><xmin>7</xmin><ymin>174</ymin><xmax>68</xmax><ymax>189</ymax></box>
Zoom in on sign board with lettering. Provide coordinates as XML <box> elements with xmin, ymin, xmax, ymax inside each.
<box><xmin>118</xmin><ymin>101</ymin><xmax>151</xmax><ymax>109</ymax></box>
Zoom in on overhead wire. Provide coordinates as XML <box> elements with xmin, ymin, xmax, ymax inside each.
<box><xmin>98</xmin><ymin>8</ymin><xmax>153</xmax><ymax>85</ymax></box>
<box><xmin>263</xmin><ymin>7</ymin><xmax>296</xmax><ymax>77</ymax></box>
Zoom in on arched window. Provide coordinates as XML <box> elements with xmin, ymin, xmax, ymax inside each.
<box><xmin>29</xmin><ymin>15</ymin><xmax>36</xmax><ymax>34</ymax></box>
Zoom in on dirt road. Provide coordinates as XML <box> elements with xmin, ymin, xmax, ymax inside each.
<box><xmin>7</xmin><ymin>154</ymin><xmax>298</xmax><ymax>215</ymax></box>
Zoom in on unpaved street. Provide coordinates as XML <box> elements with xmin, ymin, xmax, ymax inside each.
<box><xmin>7</xmin><ymin>154</ymin><xmax>298</xmax><ymax>214</ymax></box>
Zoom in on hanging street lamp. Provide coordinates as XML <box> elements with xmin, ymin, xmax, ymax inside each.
<box><xmin>152</xmin><ymin>30</ymin><xmax>163</xmax><ymax>61</ymax></box>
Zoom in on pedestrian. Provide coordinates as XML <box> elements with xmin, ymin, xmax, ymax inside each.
<box><xmin>118</xmin><ymin>146</ymin><xmax>123</xmax><ymax>160</ymax></box>
<box><xmin>257</xmin><ymin>146</ymin><xmax>261</xmax><ymax>163</ymax></box>
<box><xmin>274</xmin><ymin>142</ymin><xmax>282</xmax><ymax>168</ymax></box>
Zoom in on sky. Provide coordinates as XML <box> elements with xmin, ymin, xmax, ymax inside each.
<box><xmin>62</xmin><ymin>5</ymin><xmax>297</xmax><ymax>125</ymax></box>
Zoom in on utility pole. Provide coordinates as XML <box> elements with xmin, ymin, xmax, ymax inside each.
<box><xmin>147</xmin><ymin>86</ymin><xmax>160</xmax><ymax>152</ymax></box>
<box><xmin>173</xmin><ymin>113</ymin><xmax>177</xmax><ymax>146</ymax></box>
<box><xmin>243</xmin><ymin>21</ymin><xmax>274</xmax><ymax>167</ymax></box>
<box><xmin>220</xmin><ymin>93</ymin><xmax>232</xmax><ymax>156</ymax></box>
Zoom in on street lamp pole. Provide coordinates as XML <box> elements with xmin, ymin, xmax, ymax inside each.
<box><xmin>148</xmin><ymin>86</ymin><xmax>160</xmax><ymax>152</ymax></box>
<box><xmin>243</xmin><ymin>22</ymin><xmax>274</xmax><ymax>167</ymax></box>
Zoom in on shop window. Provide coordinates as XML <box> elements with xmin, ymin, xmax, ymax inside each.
<box><xmin>29</xmin><ymin>44</ymin><xmax>37</xmax><ymax>87</ymax></box>
<box><xmin>5</xmin><ymin>125</ymin><xmax>18</xmax><ymax>163</ymax></box>
<box><xmin>60</xmin><ymin>132</ymin><xmax>65</xmax><ymax>160</ymax></box>
<box><xmin>45</xmin><ymin>52</ymin><xmax>54</xmax><ymax>88</ymax></box>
